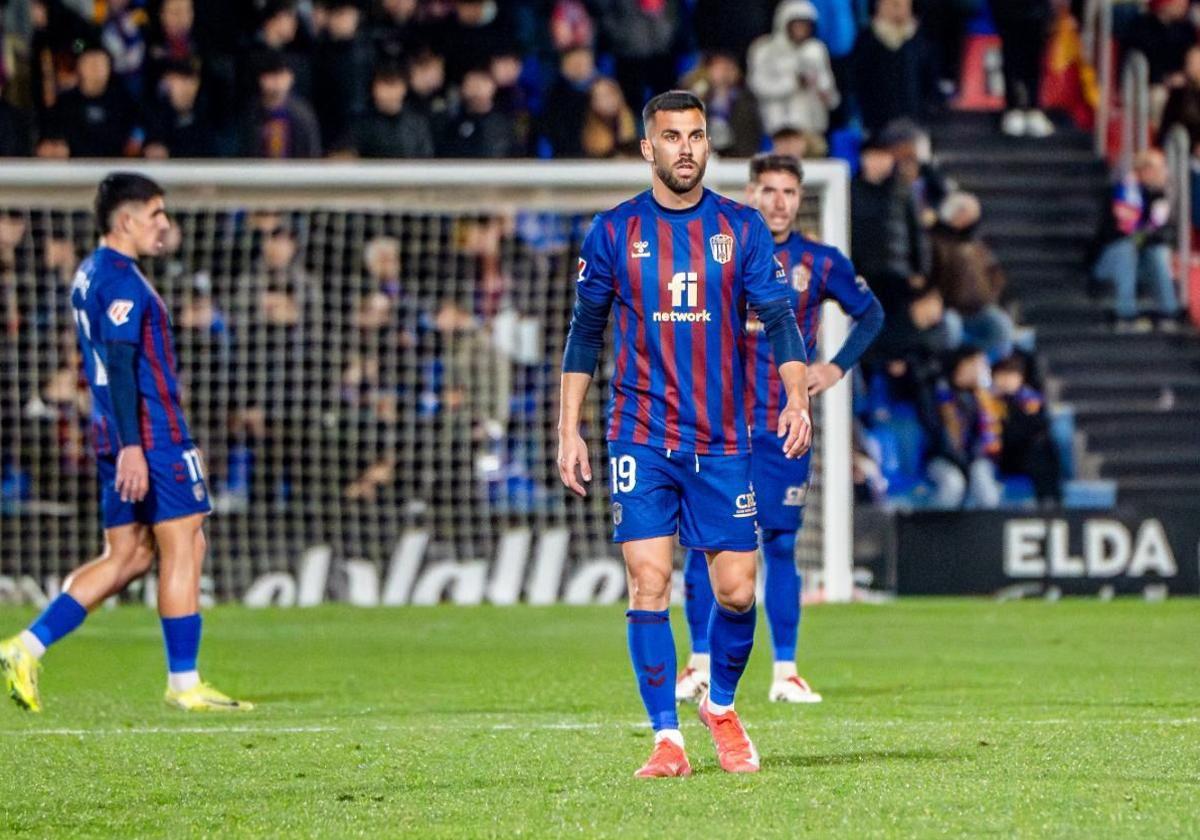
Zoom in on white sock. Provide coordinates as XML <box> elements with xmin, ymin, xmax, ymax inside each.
<box><xmin>655</xmin><ymin>728</ymin><xmax>684</xmax><ymax>747</ymax></box>
<box><xmin>18</xmin><ymin>630</ymin><xmax>46</xmax><ymax>660</ymax></box>
<box><xmin>773</xmin><ymin>661</ymin><xmax>798</xmax><ymax>682</ymax></box>
<box><xmin>689</xmin><ymin>653</ymin><xmax>710</xmax><ymax>673</ymax></box>
<box><xmin>168</xmin><ymin>670</ymin><xmax>200</xmax><ymax>693</ymax></box>
<box><xmin>706</xmin><ymin>698</ymin><xmax>733</xmax><ymax>715</ymax></box>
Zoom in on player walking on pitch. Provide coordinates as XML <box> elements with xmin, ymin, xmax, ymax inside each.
<box><xmin>675</xmin><ymin>154</ymin><xmax>884</xmax><ymax>705</ymax></box>
<box><xmin>558</xmin><ymin>92</ymin><xmax>812</xmax><ymax>777</ymax></box>
<box><xmin>0</xmin><ymin>173</ymin><xmax>252</xmax><ymax>713</ymax></box>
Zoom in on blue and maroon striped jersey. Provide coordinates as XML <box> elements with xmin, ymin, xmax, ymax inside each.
<box><xmin>745</xmin><ymin>233</ymin><xmax>876</xmax><ymax>433</ymax></box>
<box><xmin>70</xmin><ymin>246</ymin><xmax>193</xmax><ymax>455</ymax></box>
<box><xmin>576</xmin><ymin>188</ymin><xmax>790</xmax><ymax>455</ymax></box>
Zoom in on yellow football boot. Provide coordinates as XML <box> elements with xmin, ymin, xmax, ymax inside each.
<box><xmin>0</xmin><ymin>635</ymin><xmax>42</xmax><ymax>712</ymax></box>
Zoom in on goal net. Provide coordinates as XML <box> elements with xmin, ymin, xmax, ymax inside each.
<box><xmin>0</xmin><ymin>160</ymin><xmax>851</xmax><ymax>605</ymax></box>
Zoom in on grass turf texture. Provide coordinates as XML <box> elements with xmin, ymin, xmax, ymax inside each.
<box><xmin>0</xmin><ymin>600</ymin><xmax>1196</xmax><ymax>839</ymax></box>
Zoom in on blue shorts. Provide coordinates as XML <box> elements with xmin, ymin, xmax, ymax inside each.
<box><xmin>607</xmin><ymin>442</ymin><xmax>758</xmax><ymax>552</ymax></box>
<box><xmin>97</xmin><ymin>443</ymin><xmax>212</xmax><ymax>529</ymax></box>
<box><xmin>751</xmin><ymin>433</ymin><xmax>812</xmax><ymax>532</ymax></box>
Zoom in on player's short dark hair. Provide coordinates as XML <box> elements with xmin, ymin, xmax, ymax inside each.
<box><xmin>95</xmin><ymin>172</ymin><xmax>164</xmax><ymax>234</ymax></box>
<box><xmin>642</xmin><ymin>90</ymin><xmax>705</xmax><ymax>132</ymax></box>
<box><xmin>749</xmin><ymin>153</ymin><xmax>804</xmax><ymax>185</ymax></box>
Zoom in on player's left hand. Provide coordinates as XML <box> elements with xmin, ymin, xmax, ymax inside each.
<box><xmin>807</xmin><ymin>362</ymin><xmax>844</xmax><ymax>397</ymax></box>
<box><xmin>115</xmin><ymin>445</ymin><xmax>149</xmax><ymax>503</ymax></box>
<box><xmin>777</xmin><ymin>402</ymin><xmax>812</xmax><ymax>459</ymax></box>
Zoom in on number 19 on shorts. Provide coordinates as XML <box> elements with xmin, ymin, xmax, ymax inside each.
<box><xmin>610</xmin><ymin>455</ymin><xmax>636</xmax><ymax>493</ymax></box>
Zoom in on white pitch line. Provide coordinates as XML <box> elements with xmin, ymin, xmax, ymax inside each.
<box><xmin>1</xmin><ymin>718</ymin><xmax>1196</xmax><ymax>737</ymax></box>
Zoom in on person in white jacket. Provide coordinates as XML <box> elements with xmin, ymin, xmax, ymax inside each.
<box><xmin>747</xmin><ymin>0</ymin><xmax>840</xmax><ymax>136</ymax></box>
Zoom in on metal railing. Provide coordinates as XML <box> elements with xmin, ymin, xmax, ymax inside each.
<box><xmin>1120</xmin><ymin>51</ymin><xmax>1151</xmax><ymax>174</ymax></box>
<box><xmin>1166</xmin><ymin>125</ymin><xmax>1193</xmax><ymax>310</ymax></box>
<box><xmin>1083</xmin><ymin>0</ymin><xmax>1114</xmax><ymax>156</ymax></box>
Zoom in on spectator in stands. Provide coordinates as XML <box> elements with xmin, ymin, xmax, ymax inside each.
<box><xmin>490</xmin><ymin>51</ymin><xmax>532</xmax><ymax>155</ymax></box>
<box><xmin>879</xmin><ymin>118</ymin><xmax>949</xmax><ymax>228</ymax></box>
<box><xmin>927</xmin><ymin>347</ymin><xmax>1002</xmax><ymax>509</ymax></box>
<box><xmin>442</xmin><ymin>67</ymin><xmax>516</xmax><ymax>158</ymax></box>
<box><xmin>693</xmin><ymin>0</ymin><xmax>773</xmax><ymax>61</ymax></box>
<box><xmin>594</xmin><ymin>0</ymin><xmax>683</xmax><ymax>112</ymax></box>
<box><xmin>992</xmin><ymin>353</ymin><xmax>1061</xmax><ymax>506</ymax></box>
<box><xmin>851</xmin><ymin>139</ymin><xmax>925</xmax><ymax>315</ymax></box>
<box><xmin>688</xmin><ymin>52</ymin><xmax>763</xmax><ymax>158</ymax></box>
<box><xmin>930</xmin><ymin>191</ymin><xmax>1014</xmax><ymax>362</ymax></box>
<box><xmin>247</xmin><ymin>0</ymin><xmax>314</xmax><ymax>103</ymax></box>
<box><xmin>1093</xmin><ymin>149</ymin><xmax>1183</xmax><ymax>332</ymax></box>
<box><xmin>914</xmin><ymin>0</ymin><xmax>971</xmax><ymax>98</ymax></box>
<box><xmin>51</xmin><ymin>42</ymin><xmax>141</xmax><ymax>158</ymax></box>
<box><xmin>863</xmin><ymin>285</ymin><xmax>958</xmax><ymax>417</ymax></box>
<box><xmin>311</xmin><ymin>0</ymin><xmax>373</xmax><ymax>151</ymax></box>
<box><xmin>34</xmin><ymin>126</ymin><xmax>70</xmax><ymax>159</ymax></box>
<box><xmin>852</xmin><ymin>0</ymin><xmax>938</xmax><ymax>136</ymax></box>
<box><xmin>540</xmin><ymin>46</ymin><xmax>597</xmax><ymax>158</ymax></box>
<box><xmin>549</xmin><ymin>0</ymin><xmax>596</xmax><ymax>53</ymax></box>
<box><xmin>581</xmin><ymin>77</ymin><xmax>638</xmax><ymax>158</ymax></box>
<box><xmin>0</xmin><ymin>79</ymin><xmax>32</xmax><ymax>156</ymax></box>
<box><xmin>993</xmin><ymin>0</ymin><xmax>1055</xmax><ymax>138</ymax></box>
<box><xmin>407</xmin><ymin>48</ymin><xmax>454</xmax><ymax>148</ymax></box>
<box><xmin>747</xmin><ymin>1</ymin><xmax>839</xmax><ymax>137</ymax></box>
<box><xmin>769</xmin><ymin>125</ymin><xmax>826</xmax><ymax>159</ymax></box>
<box><xmin>1122</xmin><ymin>0</ymin><xmax>1195</xmax><ymax>89</ymax></box>
<box><xmin>144</xmin><ymin>59</ymin><xmax>217</xmax><ymax>158</ymax></box>
<box><xmin>30</xmin><ymin>0</ymin><xmax>97</xmax><ymax>114</ymax></box>
<box><xmin>434</xmin><ymin>0</ymin><xmax>514</xmax><ymax>84</ymax></box>
<box><xmin>145</xmin><ymin>0</ymin><xmax>199</xmax><ymax>96</ymax></box>
<box><xmin>239</xmin><ymin>50</ymin><xmax>322</xmax><ymax>159</ymax></box>
<box><xmin>351</xmin><ymin>62</ymin><xmax>434</xmax><ymax>159</ymax></box>
<box><xmin>353</xmin><ymin>235</ymin><xmax>418</xmax><ymax>344</ymax></box>
<box><xmin>100</xmin><ymin>0</ymin><xmax>148</xmax><ymax>101</ymax></box>
<box><xmin>1158</xmin><ymin>44</ymin><xmax>1200</xmax><ymax>146</ymax></box>
<box><xmin>369</xmin><ymin>0</ymin><xmax>420</xmax><ymax>64</ymax></box>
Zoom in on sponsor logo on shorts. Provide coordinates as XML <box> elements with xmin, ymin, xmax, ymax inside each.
<box><xmin>193</xmin><ymin>482</ymin><xmax>206</xmax><ymax>502</ymax></box>
<box><xmin>783</xmin><ymin>485</ymin><xmax>808</xmax><ymax>506</ymax></box>
<box><xmin>733</xmin><ymin>491</ymin><xmax>757</xmax><ymax>519</ymax></box>
<box><xmin>612</xmin><ymin>502</ymin><xmax>623</xmax><ymax>526</ymax></box>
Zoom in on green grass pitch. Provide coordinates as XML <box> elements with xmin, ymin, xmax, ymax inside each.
<box><xmin>0</xmin><ymin>599</ymin><xmax>1196</xmax><ymax>838</ymax></box>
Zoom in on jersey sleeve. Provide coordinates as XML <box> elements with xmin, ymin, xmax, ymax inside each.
<box><xmin>822</xmin><ymin>250</ymin><xmax>877</xmax><ymax>318</ymax></box>
<box><xmin>741</xmin><ymin>214</ymin><xmax>790</xmax><ymax>309</ymax></box>
<box><xmin>575</xmin><ymin>215</ymin><xmax>618</xmax><ymax>307</ymax></box>
<box><xmin>96</xmin><ymin>271</ymin><xmax>148</xmax><ymax>345</ymax></box>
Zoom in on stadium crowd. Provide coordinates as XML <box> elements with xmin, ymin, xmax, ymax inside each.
<box><xmin>9</xmin><ymin>0</ymin><xmax>1195</xmax><ymax>513</ymax></box>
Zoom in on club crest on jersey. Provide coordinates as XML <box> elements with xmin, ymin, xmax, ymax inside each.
<box><xmin>106</xmin><ymin>299</ymin><xmax>135</xmax><ymax>326</ymax></box>
<box><xmin>630</xmin><ymin>240</ymin><xmax>651</xmax><ymax>259</ymax></box>
<box><xmin>612</xmin><ymin>502</ymin><xmax>623</xmax><ymax>525</ymax></box>
<box><xmin>576</xmin><ymin>257</ymin><xmax>587</xmax><ymax>283</ymax></box>
<box><xmin>792</xmin><ymin>263</ymin><xmax>811</xmax><ymax>293</ymax></box>
<box><xmin>709</xmin><ymin>233</ymin><xmax>734</xmax><ymax>264</ymax></box>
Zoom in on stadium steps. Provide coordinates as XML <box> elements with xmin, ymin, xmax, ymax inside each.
<box><xmin>930</xmin><ymin>109</ymin><xmax>1200</xmax><ymax>508</ymax></box>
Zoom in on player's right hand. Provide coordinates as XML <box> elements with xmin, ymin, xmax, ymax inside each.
<box><xmin>115</xmin><ymin>445</ymin><xmax>149</xmax><ymax>503</ymax></box>
<box><xmin>557</xmin><ymin>431</ymin><xmax>592</xmax><ymax>497</ymax></box>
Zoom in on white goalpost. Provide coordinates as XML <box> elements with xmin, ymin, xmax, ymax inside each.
<box><xmin>0</xmin><ymin>159</ymin><xmax>853</xmax><ymax>604</ymax></box>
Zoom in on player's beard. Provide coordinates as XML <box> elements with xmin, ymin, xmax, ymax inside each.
<box><xmin>655</xmin><ymin>155</ymin><xmax>706</xmax><ymax>194</ymax></box>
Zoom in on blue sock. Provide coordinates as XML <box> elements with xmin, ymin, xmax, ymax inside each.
<box><xmin>28</xmin><ymin>593</ymin><xmax>88</xmax><ymax>649</ymax></box>
<box><xmin>762</xmin><ymin>528</ymin><xmax>800</xmax><ymax>663</ymax></box>
<box><xmin>707</xmin><ymin>601</ymin><xmax>757</xmax><ymax>706</ymax></box>
<box><xmin>160</xmin><ymin>614</ymin><xmax>202</xmax><ymax>674</ymax></box>
<box><xmin>683</xmin><ymin>550</ymin><xmax>713</xmax><ymax>655</ymax></box>
<box><xmin>626</xmin><ymin>610</ymin><xmax>678</xmax><ymax>731</ymax></box>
